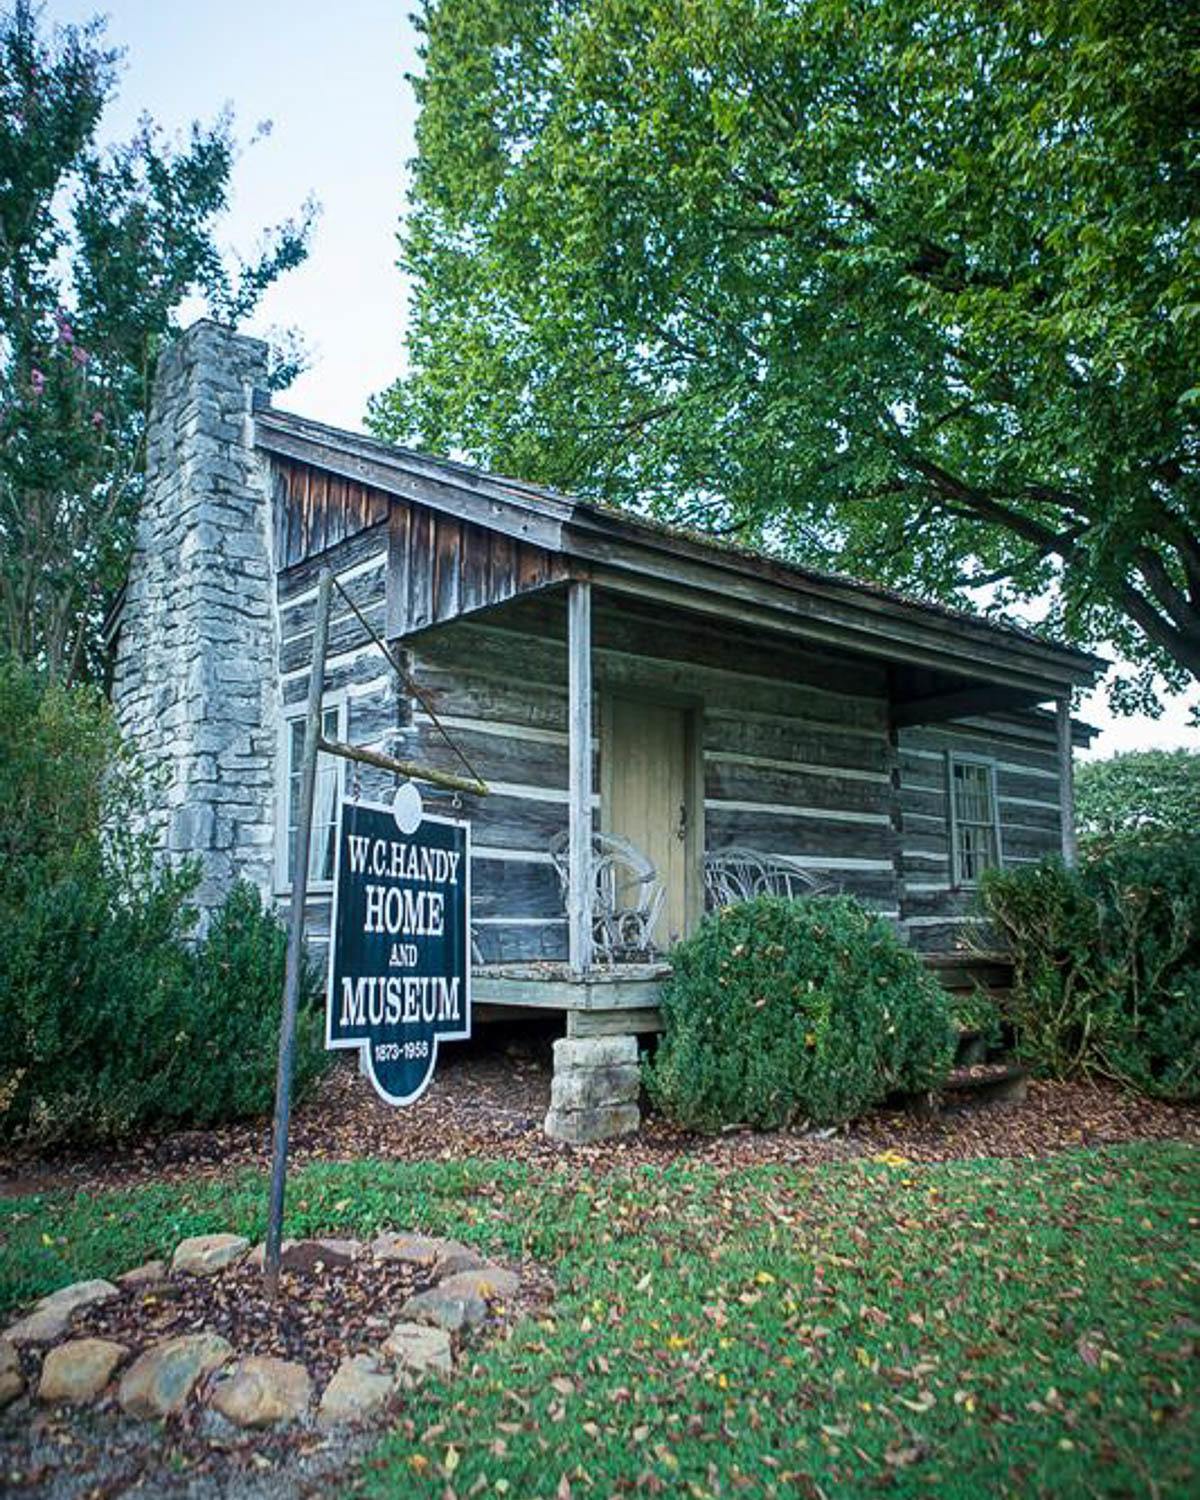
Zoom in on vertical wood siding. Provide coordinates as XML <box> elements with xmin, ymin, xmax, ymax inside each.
<box><xmin>386</xmin><ymin>498</ymin><xmax>569</xmax><ymax>637</ymax></box>
<box><xmin>274</xmin><ymin>460</ymin><xmax>392</xmax><ymax>567</ymax></box>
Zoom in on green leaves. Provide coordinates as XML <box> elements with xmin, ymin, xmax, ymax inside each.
<box><xmin>377</xmin><ymin>0</ymin><xmax>1200</xmax><ymax>697</ymax></box>
<box><xmin>0</xmin><ymin>2</ymin><xmax>314</xmax><ymax>683</ymax></box>
<box><xmin>979</xmin><ymin>837</ymin><xmax>1200</xmax><ymax>1099</ymax></box>
<box><xmin>1076</xmin><ymin>749</ymin><xmax>1200</xmax><ymax>846</ymax></box>
<box><xmin>644</xmin><ymin>895</ymin><xmax>956</xmax><ymax>1131</ymax></box>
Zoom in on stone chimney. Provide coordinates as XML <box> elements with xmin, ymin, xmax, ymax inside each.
<box><xmin>112</xmin><ymin>321</ymin><xmax>279</xmax><ymax>917</ymax></box>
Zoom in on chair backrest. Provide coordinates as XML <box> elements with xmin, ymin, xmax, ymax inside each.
<box><xmin>703</xmin><ymin>847</ymin><xmax>831</xmax><ymax>911</ymax></box>
<box><xmin>548</xmin><ymin>830</ymin><xmax>665</xmax><ymax>963</ymax></box>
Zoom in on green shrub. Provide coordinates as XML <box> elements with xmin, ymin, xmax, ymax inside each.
<box><xmin>947</xmin><ymin>988</ymin><xmax>1005</xmax><ymax>1055</ymax></box>
<box><xmin>644</xmin><ymin>895</ymin><xmax>956</xmax><ymax>1132</ymax></box>
<box><xmin>979</xmin><ymin>838</ymin><xmax>1200</xmax><ymax>1100</ymax></box>
<box><xmin>178</xmin><ymin>882</ymin><xmax>327</xmax><ymax>1126</ymax></box>
<box><xmin>0</xmin><ymin>661</ymin><xmax>328</xmax><ymax>1146</ymax></box>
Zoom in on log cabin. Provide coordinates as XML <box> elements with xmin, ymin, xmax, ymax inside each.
<box><xmin>111</xmin><ymin>323</ymin><xmax>1104</xmax><ymax>1139</ymax></box>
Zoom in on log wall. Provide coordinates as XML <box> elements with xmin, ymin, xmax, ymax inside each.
<box><xmin>272</xmin><ymin>480</ymin><xmax>1067</xmax><ymax>965</ymax></box>
<box><xmin>396</xmin><ymin>592</ymin><xmax>901</xmax><ymax>962</ymax></box>
<box><xmin>896</xmin><ymin>713</ymin><xmax>1064</xmax><ymax>950</ymax></box>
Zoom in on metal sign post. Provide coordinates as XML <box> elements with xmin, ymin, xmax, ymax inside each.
<box><xmin>264</xmin><ymin>567</ymin><xmax>488</xmax><ymax>1299</ymax></box>
<box><xmin>265</xmin><ymin>569</ymin><xmax>332</xmax><ymax>1299</ymax></box>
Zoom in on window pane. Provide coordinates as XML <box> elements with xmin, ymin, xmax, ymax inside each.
<box><xmin>951</xmin><ymin>759</ymin><xmax>998</xmax><ymax>884</ymax></box>
<box><xmin>286</xmin><ymin>706</ymin><xmax>343</xmax><ymax>884</ymax></box>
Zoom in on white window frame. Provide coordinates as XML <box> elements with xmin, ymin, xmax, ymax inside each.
<box><xmin>946</xmin><ymin>752</ymin><xmax>1004</xmax><ymax>888</ymax></box>
<box><xmin>277</xmin><ymin>693</ymin><xmax>347</xmax><ymax>894</ymax></box>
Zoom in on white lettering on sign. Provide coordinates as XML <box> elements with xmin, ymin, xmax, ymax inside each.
<box><xmin>362</xmin><ymin>884</ymin><xmax>446</xmax><ymax>936</ymax></box>
<box><xmin>340</xmin><ymin>975</ymin><xmax>462</xmax><ymax>1029</ymax></box>
<box><xmin>347</xmin><ymin>834</ymin><xmax>461</xmax><ymax>887</ymax></box>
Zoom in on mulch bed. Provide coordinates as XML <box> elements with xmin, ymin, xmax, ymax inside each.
<box><xmin>3</xmin><ymin>1240</ymin><xmax>553</xmax><ymax>1500</ymax></box>
<box><xmin>2</xmin><ymin>1023</ymin><xmax>1198</xmax><ymax>1200</ymax></box>
<box><xmin>75</xmin><ymin>1259</ymin><xmax>426</xmax><ymax>1393</ymax></box>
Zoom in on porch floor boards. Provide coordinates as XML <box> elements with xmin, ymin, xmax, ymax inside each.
<box><xmin>474</xmin><ymin>952</ymin><xmax>1013</xmax><ymax>1027</ymax></box>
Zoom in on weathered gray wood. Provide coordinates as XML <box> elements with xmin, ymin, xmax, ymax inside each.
<box><xmin>703</xmin><ymin>807</ymin><xmax>894</xmax><ymax>861</ymax></box>
<box><xmin>891</xmin><ymin>683</ymin><xmax>1040</xmax><ymax>729</ymax></box>
<box><xmin>277</xmin><ymin>520</ymin><xmax>389</xmax><ymax>602</ymax></box>
<box><xmin>1057</xmin><ymin>696</ymin><xmax>1078</xmax><ymax>868</ymax></box>
<box><xmin>568</xmin><ymin>1006</ymin><xmax>664</xmax><ymax>1038</ymax></box>
<box><xmin>469</xmin><ymin>858</ymin><xmax>562</xmax><ymax>920</ymax></box>
<box><xmin>472</xmin><ymin>922</ymin><xmax>568</xmax><ymax>964</ymax></box>
<box><xmin>511</xmin><ymin>588</ymin><xmax>891</xmax><ymax>701</ymax></box>
<box><xmin>420</xmin><ymin>788</ymin><xmax>570</xmax><ymax>850</ymax></box>
<box><xmin>406</xmin><ymin>659</ymin><xmax>568</xmax><ymax>732</ymax></box>
<box><xmin>415</xmin><ymin>616</ymin><xmax>889</xmax><ymax>731</ymax></box>
<box><xmin>706</xmin><ymin>716</ymin><xmax>889</xmax><ymax>773</ymax></box>
<box><xmin>567</xmin><ymin>579</ymin><xmax>594</xmax><ymax>974</ymax></box>
<box><xmin>705</xmin><ymin>758</ymin><xmax>888</xmax><ymax>814</ymax></box>
<box><xmin>257</xmin><ymin>411</ymin><xmax>570</xmax><ymax>551</ymax></box>
<box><xmin>280</xmin><ymin>560</ymin><xmax>387</xmax><ymax>638</ymax></box>
<box><xmin>582</xmin><ymin>557</ymin><xmax>1090</xmax><ymax>697</ymax></box>
<box><xmin>998</xmin><ymin>802</ymin><xmax>1063</xmax><ymax>834</ymax></box>
<box><xmin>473</xmin><ymin>971</ymin><xmax>666</xmax><ymax>1010</ymax></box>
<box><xmin>996</xmin><ymin>768</ymin><xmax>1062</xmax><ymax>806</ymax></box>
<box><xmin>396</xmin><ymin>720</ymin><xmax>568</xmax><ymax>786</ymax></box>
<box><xmin>386</xmin><ymin>497</ymin><xmax>569</xmax><ymax>639</ymax></box>
<box><xmin>901</xmin><ymin>727</ymin><xmax>1062</xmax><ymax>772</ymax></box>
<box><xmin>283</xmin><ymin>657</ymin><xmax>393</xmax><ymax>705</ymax></box>
<box><xmin>279</xmin><ymin>601</ymin><xmax>388</xmax><ymax>673</ymax></box>
<box><xmin>903</xmin><ymin>914</ymin><xmax>991</xmax><ymax>952</ymax></box>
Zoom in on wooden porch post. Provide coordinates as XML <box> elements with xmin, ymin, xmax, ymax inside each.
<box><xmin>1056</xmin><ymin>694</ymin><xmax>1078</xmax><ymax>868</ymax></box>
<box><xmin>567</xmin><ymin>579</ymin><xmax>594</xmax><ymax>973</ymax></box>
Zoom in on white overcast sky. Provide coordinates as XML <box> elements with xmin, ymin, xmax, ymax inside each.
<box><xmin>41</xmin><ymin>1</ymin><xmax>1199</xmax><ymax>758</ymax></box>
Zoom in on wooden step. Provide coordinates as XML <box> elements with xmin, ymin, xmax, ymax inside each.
<box><xmin>901</xmin><ymin>1060</ymin><xmax>1029</xmax><ymax>1119</ymax></box>
<box><xmin>923</xmin><ymin>951</ymin><xmax>1014</xmax><ymax>995</ymax></box>
<box><xmin>944</xmin><ymin>1061</ymin><xmax>1028</xmax><ymax>1104</ymax></box>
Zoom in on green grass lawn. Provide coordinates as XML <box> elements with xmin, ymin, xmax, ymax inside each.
<box><xmin>3</xmin><ymin>1143</ymin><xmax>1197</xmax><ymax>1497</ymax></box>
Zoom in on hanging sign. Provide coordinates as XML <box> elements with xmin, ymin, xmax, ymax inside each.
<box><xmin>326</xmin><ymin>795</ymin><xmax>471</xmax><ymax>1104</ymax></box>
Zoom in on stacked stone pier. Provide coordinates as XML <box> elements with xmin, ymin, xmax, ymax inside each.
<box><xmin>544</xmin><ymin>1036</ymin><xmax>641</xmax><ymax>1143</ymax></box>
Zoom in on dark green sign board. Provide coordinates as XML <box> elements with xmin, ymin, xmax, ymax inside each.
<box><xmin>326</xmin><ymin>798</ymin><xmax>471</xmax><ymax>1104</ymax></box>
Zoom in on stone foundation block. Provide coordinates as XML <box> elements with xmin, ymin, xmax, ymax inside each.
<box><xmin>550</xmin><ymin>1063</ymin><xmax>640</xmax><ymax>1113</ymax></box>
<box><xmin>552</xmin><ymin>1035</ymin><xmax>638</xmax><ymax>1072</ymax></box>
<box><xmin>546</xmin><ymin>1033</ymin><xmax>642</xmax><ymax>1142</ymax></box>
<box><xmin>544</xmin><ymin>1103</ymin><xmax>641</xmax><ymax>1145</ymax></box>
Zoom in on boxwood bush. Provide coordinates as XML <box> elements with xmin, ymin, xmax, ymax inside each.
<box><xmin>980</xmin><ymin>838</ymin><xmax>1200</xmax><ymax>1100</ymax></box>
<box><xmin>644</xmin><ymin>894</ymin><xmax>956</xmax><ymax>1132</ymax></box>
<box><xmin>0</xmin><ymin>661</ymin><xmax>327</xmax><ymax>1147</ymax></box>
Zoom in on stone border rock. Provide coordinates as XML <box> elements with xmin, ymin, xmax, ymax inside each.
<box><xmin>2</xmin><ymin>1230</ymin><xmax>523</xmax><ymax>1433</ymax></box>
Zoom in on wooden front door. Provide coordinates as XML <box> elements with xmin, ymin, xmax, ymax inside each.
<box><xmin>602</xmin><ymin>696</ymin><xmax>699</xmax><ymax>949</ymax></box>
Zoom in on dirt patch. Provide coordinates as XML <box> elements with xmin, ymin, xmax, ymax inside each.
<box><xmin>3</xmin><ymin>1404</ymin><xmax>379</xmax><ymax>1499</ymax></box>
<box><xmin>2</xmin><ymin>1024</ymin><xmax>1198</xmax><ymax>1200</ymax></box>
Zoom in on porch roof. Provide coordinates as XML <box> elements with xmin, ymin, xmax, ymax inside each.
<box><xmin>254</xmin><ymin>405</ymin><xmax>1105</xmax><ymax>713</ymax></box>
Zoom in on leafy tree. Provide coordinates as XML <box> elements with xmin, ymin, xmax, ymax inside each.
<box><xmin>375</xmin><ymin>0</ymin><xmax>1199</xmax><ymax>704</ymax></box>
<box><xmin>1076</xmin><ymin>748</ymin><xmax>1200</xmax><ymax>846</ymax></box>
<box><xmin>0</xmin><ymin>1</ymin><xmax>314</xmax><ymax>683</ymax></box>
